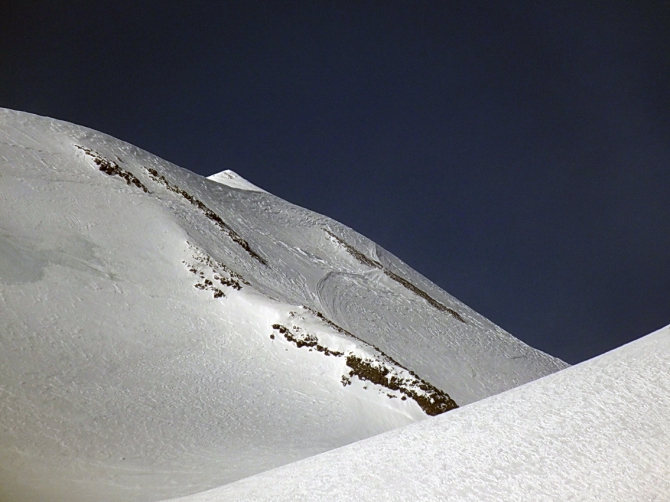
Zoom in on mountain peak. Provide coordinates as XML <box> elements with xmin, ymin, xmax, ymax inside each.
<box><xmin>207</xmin><ymin>169</ymin><xmax>267</xmax><ymax>193</ymax></box>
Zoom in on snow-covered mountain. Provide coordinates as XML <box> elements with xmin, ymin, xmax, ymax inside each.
<box><xmin>174</xmin><ymin>324</ymin><xmax>670</xmax><ymax>502</ymax></box>
<box><xmin>0</xmin><ymin>108</ymin><xmax>565</xmax><ymax>502</ymax></box>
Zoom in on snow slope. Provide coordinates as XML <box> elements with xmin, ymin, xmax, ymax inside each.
<box><xmin>0</xmin><ymin>108</ymin><xmax>565</xmax><ymax>502</ymax></box>
<box><xmin>172</xmin><ymin>324</ymin><xmax>670</xmax><ymax>502</ymax></box>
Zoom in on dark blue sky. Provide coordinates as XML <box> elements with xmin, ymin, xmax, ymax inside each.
<box><xmin>2</xmin><ymin>1</ymin><xmax>669</xmax><ymax>363</ymax></box>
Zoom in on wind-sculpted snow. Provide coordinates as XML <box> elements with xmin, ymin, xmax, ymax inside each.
<box><xmin>0</xmin><ymin>108</ymin><xmax>567</xmax><ymax>502</ymax></box>
<box><xmin>168</xmin><ymin>325</ymin><xmax>670</xmax><ymax>502</ymax></box>
<box><xmin>323</xmin><ymin>230</ymin><xmax>465</xmax><ymax>322</ymax></box>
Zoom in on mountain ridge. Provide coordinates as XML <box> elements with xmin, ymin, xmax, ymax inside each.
<box><xmin>0</xmin><ymin>108</ymin><xmax>566</xmax><ymax>501</ymax></box>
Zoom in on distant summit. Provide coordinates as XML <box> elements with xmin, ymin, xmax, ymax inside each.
<box><xmin>207</xmin><ymin>169</ymin><xmax>267</xmax><ymax>193</ymax></box>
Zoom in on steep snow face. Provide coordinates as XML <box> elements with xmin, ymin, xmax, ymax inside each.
<box><xmin>0</xmin><ymin>108</ymin><xmax>566</xmax><ymax>502</ymax></box>
<box><xmin>176</xmin><ymin>325</ymin><xmax>670</xmax><ymax>502</ymax></box>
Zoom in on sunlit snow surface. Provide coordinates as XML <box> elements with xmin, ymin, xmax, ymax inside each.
<box><xmin>170</xmin><ymin>325</ymin><xmax>670</xmax><ymax>502</ymax></box>
<box><xmin>0</xmin><ymin>108</ymin><xmax>565</xmax><ymax>501</ymax></box>
<box><xmin>206</xmin><ymin>169</ymin><xmax>267</xmax><ymax>193</ymax></box>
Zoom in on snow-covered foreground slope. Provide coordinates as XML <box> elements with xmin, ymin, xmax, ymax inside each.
<box><xmin>0</xmin><ymin>108</ymin><xmax>565</xmax><ymax>502</ymax></box>
<box><xmin>176</xmin><ymin>324</ymin><xmax>670</xmax><ymax>502</ymax></box>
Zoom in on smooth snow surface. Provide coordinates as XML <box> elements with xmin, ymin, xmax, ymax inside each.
<box><xmin>171</xmin><ymin>325</ymin><xmax>670</xmax><ymax>502</ymax></box>
<box><xmin>0</xmin><ymin>108</ymin><xmax>565</xmax><ymax>502</ymax></box>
